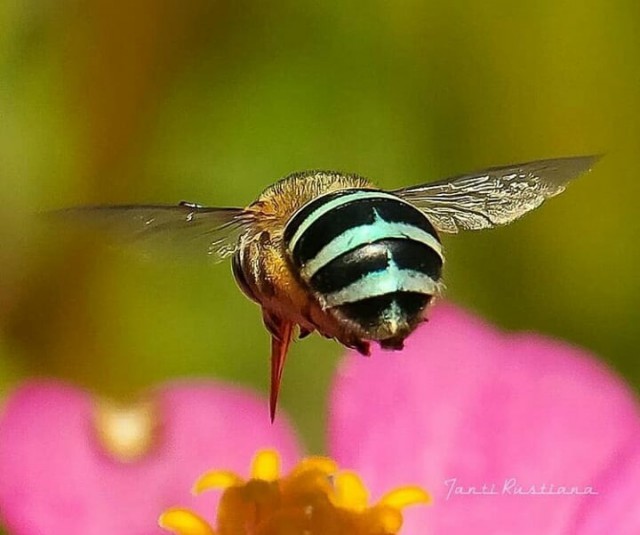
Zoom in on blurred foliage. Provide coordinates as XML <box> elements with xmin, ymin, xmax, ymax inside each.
<box><xmin>0</xmin><ymin>0</ymin><xmax>639</xmax><ymax>461</ymax></box>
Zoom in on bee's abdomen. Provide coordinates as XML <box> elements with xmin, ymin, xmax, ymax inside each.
<box><xmin>284</xmin><ymin>189</ymin><xmax>443</xmax><ymax>344</ymax></box>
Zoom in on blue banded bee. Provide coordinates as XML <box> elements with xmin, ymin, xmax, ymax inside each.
<box><xmin>59</xmin><ymin>155</ymin><xmax>598</xmax><ymax>419</ymax></box>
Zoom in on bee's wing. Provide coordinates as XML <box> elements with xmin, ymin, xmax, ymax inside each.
<box><xmin>392</xmin><ymin>155</ymin><xmax>600</xmax><ymax>233</ymax></box>
<box><xmin>50</xmin><ymin>203</ymin><xmax>254</xmax><ymax>262</ymax></box>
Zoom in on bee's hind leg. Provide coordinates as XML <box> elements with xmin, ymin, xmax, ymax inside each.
<box><xmin>342</xmin><ymin>337</ymin><xmax>370</xmax><ymax>357</ymax></box>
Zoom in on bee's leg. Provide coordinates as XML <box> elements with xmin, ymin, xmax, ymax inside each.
<box><xmin>298</xmin><ymin>327</ymin><xmax>313</xmax><ymax>339</ymax></box>
<box><xmin>262</xmin><ymin>310</ymin><xmax>294</xmax><ymax>423</ymax></box>
<box><xmin>343</xmin><ymin>338</ymin><xmax>370</xmax><ymax>357</ymax></box>
<box><xmin>380</xmin><ymin>337</ymin><xmax>405</xmax><ymax>351</ymax></box>
<box><xmin>355</xmin><ymin>340</ymin><xmax>371</xmax><ymax>356</ymax></box>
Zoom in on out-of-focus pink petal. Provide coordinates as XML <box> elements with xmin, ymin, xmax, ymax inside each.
<box><xmin>568</xmin><ymin>437</ymin><xmax>640</xmax><ymax>534</ymax></box>
<box><xmin>329</xmin><ymin>302</ymin><xmax>640</xmax><ymax>535</ymax></box>
<box><xmin>0</xmin><ymin>380</ymin><xmax>302</xmax><ymax>535</ymax></box>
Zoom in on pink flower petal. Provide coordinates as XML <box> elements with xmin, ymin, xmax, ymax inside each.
<box><xmin>329</xmin><ymin>302</ymin><xmax>640</xmax><ymax>535</ymax></box>
<box><xmin>0</xmin><ymin>380</ymin><xmax>302</xmax><ymax>535</ymax></box>
<box><xmin>568</xmin><ymin>436</ymin><xmax>640</xmax><ymax>534</ymax></box>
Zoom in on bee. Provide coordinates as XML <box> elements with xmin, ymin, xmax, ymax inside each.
<box><xmin>59</xmin><ymin>155</ymin><xmax>598</xmax><ymax>419</ymax></box>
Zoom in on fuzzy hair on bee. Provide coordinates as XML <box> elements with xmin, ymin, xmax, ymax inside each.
<box><xmin>54</xmin><ymin>155</ymin><xmax>599</xmax><ymax>420</ymax></box>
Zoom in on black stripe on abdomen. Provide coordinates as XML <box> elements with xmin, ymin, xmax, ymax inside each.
<box><xmin>283</xmin><ymin>189</ymin><xmax>359</xmax><ymax>245</ymax></box>
<box><xmin>310</xmin><ymin>238</ymin><xmax>443</xmax><ymax>294</ymax></box>
<box><xmin>286</xmin><ymin>193</ymin><xmax>440</xmax><ymax>268</ymax></box>
<box><xmin>335</xmin><ymin>292</ymin><xmax>433</xmax><ymax>331</ymax></box>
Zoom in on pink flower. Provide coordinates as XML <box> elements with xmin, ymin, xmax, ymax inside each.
<box><xmin>0</xmin><ymin>302</ymin><xmax>638</xmax><ymax>534</ymax></box>
<box><xmin>331</xmin><ymin>303</ymin><xmax>640</xmax><ymax>534</ymax></box>
<box><xmin>0</xmin><ymin>382</ymin><xmax>302</xmax><ymax>535</ymax></box>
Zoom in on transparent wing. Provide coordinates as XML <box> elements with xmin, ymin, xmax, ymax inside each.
<box><xmin>50</xmin><ymin>202</ymin><xmax>254</xmax><ymax>262</ymax></box>
<box><xmin>393</xmin><ymin>155</ymin><xmax>600</xmax><ymax>233</ymax></box>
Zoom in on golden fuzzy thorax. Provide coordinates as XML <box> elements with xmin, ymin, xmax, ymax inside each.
<box><xmin>235</xmin><ymin>171</ymin><xmax>377</xmax><ymax>349</ymax></box>
<box><xmin>251</xmin><ymin>170</ymin><xmax>374</xmax><ymax>232</ymax></box>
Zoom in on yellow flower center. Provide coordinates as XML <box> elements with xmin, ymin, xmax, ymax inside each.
<box><xmin>159</xmin><ymin>450</ymin><xmax>430</xmax><ymax>535</ymax></box>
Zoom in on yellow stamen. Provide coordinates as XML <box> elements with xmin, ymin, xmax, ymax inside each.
<box><xmin>380</xmin><ymin>485</ymin><xmax>433</xmax><ymax>509</ymax></box>
<box><xmin>331</xmin><ymin>470</ymin><xmax>370</xmax><ymax>511</ymax></box>
<box><xmin>288</xmin><ymin>455</ymin><xmax>339</xmax><ymax>477</ymax></box>
<box><xmin>250</xmin><ymin>449</ymin><xmax>280</xmax><ymax>481</ymax></box>
<box><xmin>369</xmin><ymin>506</ymin><xmax>404</xmax><ymax>533</ymax></box>
<box><xmin>158</xmin><ymin>508</ymin><xmax>215</xmax><ymax>535</ymax></box>
<box><xmin>192</xmin><ymin>470</ymin><xmax>243</xmax><ymax>495</ymax></box>
<box><xmin>160</xmin><ymin>449</ymin><xmax>430</xmax><ymax>535</ymax></box>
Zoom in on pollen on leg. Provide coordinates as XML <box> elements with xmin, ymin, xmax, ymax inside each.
<box><xmin>159</xmin><ymin>449</ymin><xmax>430</xmax><ymax>535</ymax></box>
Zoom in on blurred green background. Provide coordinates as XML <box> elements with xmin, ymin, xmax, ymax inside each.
<box><xmin>0</xmin><ymin>0</ymin><xmax>638</xmax><ymax>452</ymax></box>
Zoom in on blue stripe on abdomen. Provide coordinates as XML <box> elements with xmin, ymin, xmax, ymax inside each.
<box><xmin>300</xmin><ymin>214</ymin><xmax>442</xmax><ymax>280</ymax></box>
<box><xmin>323</xmin><ymin>261</ymin><xmax>438</xmax><ymax>306</ymax></box>
<box><xmin>285</xmin><ymin>191</ymin><xmax>440</xmax><ymax>269</ymax></box>
<box><xmin>310</xmin><ymin>238</ymin><xmax>442</xmax><ymax>294</ymax></box>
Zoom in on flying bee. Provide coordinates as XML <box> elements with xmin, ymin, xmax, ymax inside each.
<box><xmin>57</xmin><ymin>155</ymin><xmax>598</xmax><ymax>419</ymax></box>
